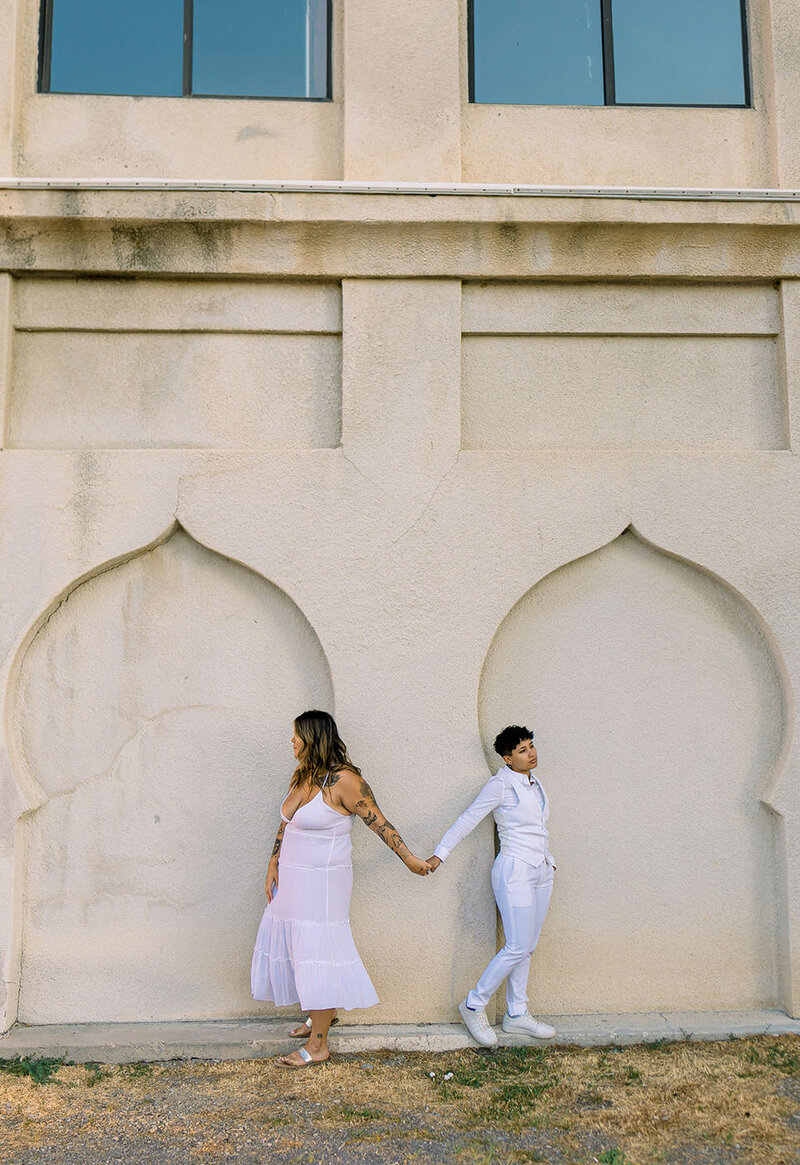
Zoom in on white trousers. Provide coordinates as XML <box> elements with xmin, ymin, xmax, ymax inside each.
<box><xmin>466</xmin><ymin>853</ymin><xmax>554</xmax><ymax>1018</ymax></box>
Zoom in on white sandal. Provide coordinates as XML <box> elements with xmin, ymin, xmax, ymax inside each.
<box><xmin>275</xmin><ymin>1045</ymin><xmax>330</xmax><ymax>1069</ymax></box>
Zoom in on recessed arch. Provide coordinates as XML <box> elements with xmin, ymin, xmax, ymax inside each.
<box><xmin>478</xmin><ymin>527</ymin><xmax>789</xmax><ymax>1012</ymax></box>
<box><xmin>10</xmin><ymin>525</ymin><xmax>333</xmax><ymax>1024</ymax></box>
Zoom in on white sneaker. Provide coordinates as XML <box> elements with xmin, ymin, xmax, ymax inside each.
<box><xmin>458</xmin><ymin>998</ymin><xmax>498</xmax><ymax>1047</ymax></box>
<box><xmin>502</xmin><ymin>1012</ymin><xmax>556</xmax><ymax>1039</ymax></box>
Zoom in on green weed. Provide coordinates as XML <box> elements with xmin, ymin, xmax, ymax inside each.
<box><xmin>743</xmin><ymin>1043</ymin><xmax>800</xmax><ymax>1076</ymax></box>
<box><xmin>642</xmin><ymin>1038</ymin><xmax>673</xmax><ymax>1053</ymax></box>
<box><xmin>83</xmin><ymin>1061</ymin><xmax>112</xmax><ymax>1086</ymax></box>
<box><xmin>452</xmin><ymin>1140</ymin><xmax>545</xmax><ymax>1163</ymax></box>
<box><xmin>118</xmin><ymin>1061</ymin><xmax>153</xmax><ymax>1078</ymax></box>
<box><xmin>428</xmin><ymin>1046</ymin><xmax>554</xmax><ymax>1093</ymax></box>
<box><xmin>327</xmin><ymin>1103</ymin><xmax>385</xmax><ymax>1122</ymax></box>
<box><xmin>0</xmin><ymin>1055</ymin><xmax>65</xmax><ymax>1084</ymax></box>
<box><xmin>480</xmin><ymin>1080</ymin><xmax>552</xmax><ymax>1122</ymax></box>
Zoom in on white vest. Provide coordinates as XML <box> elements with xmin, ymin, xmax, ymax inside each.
<box><xmin>434</xmin><ymin>763</ymin><xmax>553</xmax><ymax>868</ymax></box>
<box><xmin>493</xmin><ymin>765</ymin><xmax>551</xmax><ymax>866</ymax></box>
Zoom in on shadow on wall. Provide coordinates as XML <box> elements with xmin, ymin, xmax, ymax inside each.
<box><xmin>479</xmin><ymin>528</ymin><xmax>788</xmax><ymax>1015</ymax></box>
<box><xmin>11</xmin><ymin>526</ymin><xmax>333</xmax><ymax>1025</ymax></box>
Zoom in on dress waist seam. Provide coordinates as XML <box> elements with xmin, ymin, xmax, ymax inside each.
<box><xmin>280</xmin><ymin>862</ymin><xmax>352</xmax><ymax>872</ymax></box>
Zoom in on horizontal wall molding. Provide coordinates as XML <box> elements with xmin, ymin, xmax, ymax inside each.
<box><xmin>461</xmin><ymin>281</ymin><xmax>786</xmax><ymax>452</ymax></box>
<box><xmin>462</xmin><ymin>282</ymin><xmax>779</xmax><ymax>336</ymax></box>
<box><xmin>3</xmin><ymin>223</ymin><xmax>800</xmax><ymax>283</ymax></box>
<box><xmin>7</xmin><ymin>278</ymin><xmax>343</xmax><ymax>451</ymax></box>
<box><xmin>14</xmin><ymin>278</ymin><xmax>342</xmax><ymax>332</ymax></box>
<box><xmin>3</xmin><ymin>178</ymin><xmax>800</xmax><ymax>203</ymax></box>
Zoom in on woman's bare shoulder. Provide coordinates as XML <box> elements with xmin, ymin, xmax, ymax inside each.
<box><xmin>329</xmin><ymin>767</ymin><xmax>362</xmax><ymax>790</ymax></box>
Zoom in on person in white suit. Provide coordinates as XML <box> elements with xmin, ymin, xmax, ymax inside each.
<box><xmin>426</xmin><ymin>725</ymin><xmax>556</xmax><ymax>1046</ymax></box>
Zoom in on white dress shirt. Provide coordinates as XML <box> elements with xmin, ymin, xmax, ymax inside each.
<box><xmin>434</xmin><ymin>764</ymin><xmax>554</xmax><ymax>868</ymax></box>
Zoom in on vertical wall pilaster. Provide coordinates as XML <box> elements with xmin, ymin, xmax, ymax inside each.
<box><xmin>0</xmin><ymin>0</ymin><xmax>19</xmax><ymax>173</ymax></box>
<box><xmin>342</xmin><ymin>0</ymin><xmax>462</xmax><ymax>180</ymax></box>
<box><xmin>767</xmin><ymin>0</ymin><xmax>800</xmax><ymax>186</ymax></box>
<box><xmin>778</xmin><ymin>280</ymin><xmax>800</xmax><ymax>450</ymax></box>
<box><xmin>341</xmin><ymin>278</ymin><xmax>462</xmax><ymax>487</ymax></box>
<box><xmin>339</xmin><ymin>277</ymin><xmax>494</xmax><ymax>1021</ymax></box>
<box><xmin>778</xmin><ymin>805</ymin><xmax>800</xmax><ymax>1017</ymax></box>
<box><xmin>0</xmin><ymin>268</ymin><xmax>17</xmax><ymax>1030</ymax></box>
<box><xmin>0</xmin><ymin>274</ymin><xmax>12</xmax><ymax>448</ymax></box>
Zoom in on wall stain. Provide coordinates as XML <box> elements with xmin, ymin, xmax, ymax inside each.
<box><xmin>0</xmin><ymin>224</ymin><xmax>37</xmax><ymax>268</ymax></box>
<box><xmin>237</xmin><ymin>125</ymin><xmax>276</xmax><ymax>141</ymax></box>
<box><xmin>188</xmin><ymin>222</ymin><xmax>234</xmax><ymax>271</ymax></box>
<box><xmin>110</xmin><ymin>226</ymin><xmax>165</xmax><ymax>271</ymax></box>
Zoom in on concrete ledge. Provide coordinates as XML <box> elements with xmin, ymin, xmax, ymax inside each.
<box><xmin>1</xmin><ymin>1010</ymin><xmax>798</xmax><ymax>1064</ymax></box>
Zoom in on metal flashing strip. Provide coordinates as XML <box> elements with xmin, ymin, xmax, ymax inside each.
<box><xmin>1</xmin><ymin>178</ymin><xmax>800</xmax><ymax>202</ymax></box>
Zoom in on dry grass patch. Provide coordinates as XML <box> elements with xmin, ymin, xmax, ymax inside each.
<box><xmin>411</xmin><ymin>1037</ymin><xmax>799</xmax><ymax>1162</ymax></box>
<box><xmin>0</xmin><ymin>1035</ymin><xmax>797</xmax><ymax>1164</ymax></box>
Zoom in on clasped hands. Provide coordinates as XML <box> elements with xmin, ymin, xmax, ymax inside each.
<box><xmin>406</xmin><ymin>853</ymin><xmax>442</xmax><ymax>877</ymax></box>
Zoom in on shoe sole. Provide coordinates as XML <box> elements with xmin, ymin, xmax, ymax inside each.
<box><xmin>458</xmin><ymin>1002</ymin><xmax>498</xmax><ymax>1047</ymax></box>
<box><xmin>501</xmin><ymin>1024</ymin><xmax>556</xmax><ymax>1039</ymax></box>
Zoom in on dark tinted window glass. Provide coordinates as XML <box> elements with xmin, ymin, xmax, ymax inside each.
<box><xmin>192</xmin><ymin>0</ymin><xmax>328</xmax><ymax>98</ymax></box>
<box><xmin>612</xmin><ymin>0</ymin><xmax>746</xmax><ymax>105</ymax></box>
<box><xmin>48</xmin><ymin>0</ymin><xmax>183</xmax><ymax>96</ymax></box>
<box><xmin>472</xmin><ymin>0</ymin><xmax>604</xmax><ymax>106</ymax></box>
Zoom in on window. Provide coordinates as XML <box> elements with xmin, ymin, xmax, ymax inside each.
<box><xmin>39</xmin><ymin>0</ymin><xmax>330</xmax><ymax>99</ymax></box>
<box><xmin>470</xmin><ymin>0</ymin><xmax>750</xmax><ymax>108</ymax></box>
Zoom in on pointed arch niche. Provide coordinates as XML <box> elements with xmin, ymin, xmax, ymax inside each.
<box><xmin>11</xmin><ymin>527</ymin><xmax>333</xmax><ymax>1024</ymax></box>
<box><xmin>478</xmin><ymin>529</ymin><xmax>788</xmax><ymax>1013</ymax></box>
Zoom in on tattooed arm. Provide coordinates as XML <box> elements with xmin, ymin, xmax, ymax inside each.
<box><xmin>270</xmin><ymin>820</ymin><xmax>286</xmax><ymax>861</ymax></box>
<box><xmin>265</xmin><ymin>820</ymin><xmax>285</xmax><ymax>903</ymax></box>
<box><xmin>335</xmin><ymin>771</ymin><xmax>430</xmax><ymax>876</ymax></box>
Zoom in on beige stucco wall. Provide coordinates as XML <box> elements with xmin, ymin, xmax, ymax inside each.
<box><xmin>481</xmin><ymin>531</ymin><xmax>786</xmax><ymax>1012</ymax></box>
<box><xmin>1</xmin><ymin>0</ymin><xmax>800</xmax><ymax>1031</ymax></box>
<box><xmin>4</xmin><ymin>0</ymin><xmax>344</xmax><ymax>180</ymax></box>
<box><xmin>0</xmin><ymin>0</ymin><xmax>794</xmax><ymax>185</ymax></box>
<box><xmin>14</xmin><ymin>530</ymin><xmax>336</xmax><ymax>1023</ymax></box>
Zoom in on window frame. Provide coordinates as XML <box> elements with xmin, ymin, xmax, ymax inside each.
<box><xmin>37</xmin><ymin>0</ymin><xmax>333</xmax><ymax>100</ymax></box>
<box><xmin>467</xmin><ymin>0</ymin><xmax>752</xmax><ymax>110</ymax></box>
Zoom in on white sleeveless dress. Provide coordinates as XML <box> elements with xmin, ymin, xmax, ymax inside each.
<box><xmin>250</xmin><ymin>783</ymin><xmax>379</xmax><ymax>1011</ymax></box>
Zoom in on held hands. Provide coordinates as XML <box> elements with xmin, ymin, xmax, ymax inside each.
<box><xmin>405</xmin><ymin>853</ymin><xmax>442</xmax><ymax>877</ymax></box>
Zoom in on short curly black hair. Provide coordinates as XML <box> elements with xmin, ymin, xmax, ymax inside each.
<box><xmin>493</xmin><ymin>725</ymin><xmax>534</xmax><ymax>757</ymax></box>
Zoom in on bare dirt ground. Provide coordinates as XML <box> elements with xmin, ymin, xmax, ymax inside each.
<box><xmin>1</xmin><ymin>1035</ymin><xmax>798</xmax><ymax>1165</ymax></box>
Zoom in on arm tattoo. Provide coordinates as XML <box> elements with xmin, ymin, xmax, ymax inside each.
<box><xmin>353</xmin><ymin>784</ymin><xmax>411</xmax><ymax>862</ymax></box>
<box><xmin>375</xmin><ymin>819</ymin><xmax>411</xmax><ymax>861</ymax></box>
<box><xmin>270</xmin><ymin>821</ymin><xmax>285</xmax><ymax>861</ymax></box>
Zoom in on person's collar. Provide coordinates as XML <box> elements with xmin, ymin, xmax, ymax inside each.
<box><xmin>499</xmin><ymin>763</ymin><xmax>535</xmax><ymax>786</ymax></box>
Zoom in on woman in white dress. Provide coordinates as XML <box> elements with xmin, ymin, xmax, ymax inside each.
<box><xmin>427</xmin><ymin>725</ymin><xmax>557</xmax><ymax>1046</ymax></box>
<box><xmin>251</xmin><ymin>709</ymin><xmax>430</xmax><ymax>1068</ymax></box>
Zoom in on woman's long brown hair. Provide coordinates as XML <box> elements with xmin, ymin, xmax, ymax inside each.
<box><xmin>291</xmin><ymin>710</ymin><xmax>361</xmax><ymax>788</ymax></box>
